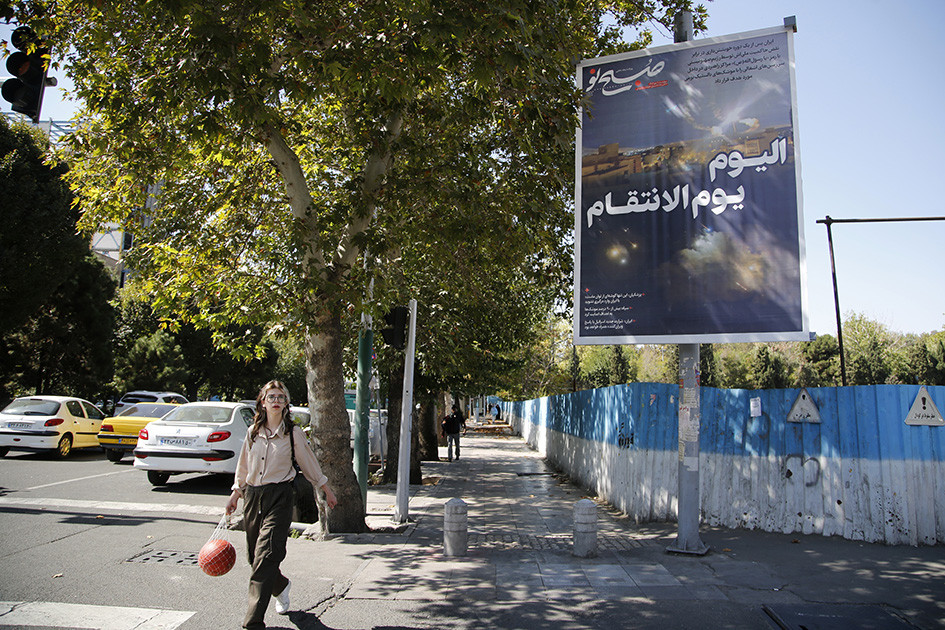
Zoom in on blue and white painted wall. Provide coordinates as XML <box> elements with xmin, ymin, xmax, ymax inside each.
<box><xmin>504</xmin><ymin>384</ymin><xmax>945</xmax><ymax>546</ymax></box>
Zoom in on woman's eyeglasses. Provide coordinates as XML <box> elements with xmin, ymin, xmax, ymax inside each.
<box><xmin>265</xmin><ymin>394</ymin><xmax>288</xmax><ymax>403</ymax></box>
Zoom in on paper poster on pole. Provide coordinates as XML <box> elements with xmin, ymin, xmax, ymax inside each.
<box><xmin>574</xmin><ymin>25</ymin><xmax>808</xmax><ymax>344</ymax></box>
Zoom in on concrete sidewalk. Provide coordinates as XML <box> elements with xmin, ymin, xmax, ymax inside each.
<box><xmin>268</xmin><ymin>431</ymin><xmax>945</xmax><ymax>630</ymax></box>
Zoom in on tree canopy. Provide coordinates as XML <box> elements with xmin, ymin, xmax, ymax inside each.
<box><xmin>12</xmin><ymin>0</ymin><xmax>708</xmax><ymax>532</ymax></box>
<box><xmin>0</xmin><ymin>117</ymin><xmax>86</xmax><ymax>331</ymax></box>
<box><xmin>1</xmin><ymin>252</ymin><xmax>115</xmax><ymax>401</ymax></box>
<box><xmin>0</xmin><ymin>118</ymin><xmax>113</xmax><ymax>402</ymax></box>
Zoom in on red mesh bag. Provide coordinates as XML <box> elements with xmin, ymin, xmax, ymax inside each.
<box><xmin>198</xmin><ymin>514</ymin><xmax>236</xmax><ymax>576</ymax></box>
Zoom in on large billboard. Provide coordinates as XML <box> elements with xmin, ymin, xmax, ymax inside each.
<box><xmin>574</xmin><ymin>25</ymin><xmax>809</xmax><ymax>345</ymax></box>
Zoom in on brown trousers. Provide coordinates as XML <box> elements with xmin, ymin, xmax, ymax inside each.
<box><xmin>242</xmin><ymin>481</ymin><xmax>292</xmax><ymax>629</ymax></box>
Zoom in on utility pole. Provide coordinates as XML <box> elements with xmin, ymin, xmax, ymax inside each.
<box><xmin>817</xmin><ymin>214</ymin><xmax>945</xmax><ymax>387</ymax></box>
<box><xmin>820</xmin><ymin>217</ymin><xmax>848</xmax><ymax>386</ymax></box>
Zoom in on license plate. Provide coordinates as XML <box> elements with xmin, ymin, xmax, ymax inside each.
<box><xmin>159</xmin><ymin>437</ymin><xmax>195</xmax><ymax>447</ymax></box>
<box><xmin>9</xmin><ymin>422</ymin><xmax>31</xmax><ymax>430</ymax></box>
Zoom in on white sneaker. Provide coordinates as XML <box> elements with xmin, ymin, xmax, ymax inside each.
<box><xmin>275</xmin><ymin>579</ymin><xmax>291</xmax><ymax>615</ymax></box>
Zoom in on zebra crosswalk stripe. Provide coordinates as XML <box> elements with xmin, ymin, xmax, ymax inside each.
<box><xmin>0</xmin><ymin>496</ymin><xmax>223</xmax><ymax>516</ymax></box>
<box><xmin>0</xmin><ymin>601</ymin><xmax>194</xmax><ymax>630</ymax></box>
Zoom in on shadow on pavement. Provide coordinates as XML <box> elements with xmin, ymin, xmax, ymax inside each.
<box><xmin>149</xmin><ymin>472</ymin><xmax>233</xmax><ymax>496</ymax></box>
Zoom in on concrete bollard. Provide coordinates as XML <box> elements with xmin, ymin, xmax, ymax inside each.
<box><xmin>573</xmin><ymin>498</ymin><xmax>598</xmax><ymax>558</ymax></box>
<box><xmin>444</xmin><ymin>498</ymin><xmax>468</xmax><ymax>557</ymax></box>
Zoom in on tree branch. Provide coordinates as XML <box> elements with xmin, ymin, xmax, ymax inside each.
<box><xmin>333</xmin><ymin>110</ymin><xmax>404</xmax><ymax>270</ymax></box>
<box><xmin>262</xmin><ymin>124</ymin><xmax>328</xmax><ymax>272</ymax></box>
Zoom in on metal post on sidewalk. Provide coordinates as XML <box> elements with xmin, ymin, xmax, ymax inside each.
<box><xmin>393</xmin><ymin>298</ymin><xmax>418</xmax><ymax>524</ymax></box>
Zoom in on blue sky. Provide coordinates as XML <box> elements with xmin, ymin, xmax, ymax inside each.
<box><xmin>642</xmin><ymin>0</ymin><xmax>945</xmax><ymax>337</ymax></box>
<box><xmin>5</xmin><ymin>1</ymin><xmax>945</xmax><ymax>336</ymax></box>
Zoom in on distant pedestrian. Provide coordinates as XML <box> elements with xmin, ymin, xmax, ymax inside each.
<box><xmin>225</xmin><ymin>380</ymin><xmax>338</xmax><ymax>629</ymax></box>
<box><xmin>494</xmin><ymin>403</ymin><xmax>502</xmax><ymax>423</ymax></box>
<box><xmin>441</xmin><ymin>404</ymin><xmax>467</xmax><ymax>462</ymax></box>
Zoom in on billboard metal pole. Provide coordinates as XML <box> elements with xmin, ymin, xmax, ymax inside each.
<box><xmin>669</xmin><ymin>343</ymin><xmax>708</xmax><ymax>554</ymax></box>
<box><xmin>667</xmin><ymin>10</ymin><xmax>708</xmax><ymax>556</ymax></box>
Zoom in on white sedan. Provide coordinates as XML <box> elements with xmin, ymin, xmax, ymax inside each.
<box><xmin>0</xmin><ymin>396</ymin><xmax>106</xmax><ymax>458</ymax></box>
<box><xmin>133</xmin><ymin>401</ymin><xmax>255</xmax><ymax>486</ymax></box>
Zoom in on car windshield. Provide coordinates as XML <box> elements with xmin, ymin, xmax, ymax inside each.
<box><xmin>1</xmin><ymin>399</ymin><xmax>61</xmax><ymax>416</ymax></box>
<box><xmin>119</xmin><ymin>403</ymin><xmax>173</xmax><ymax>418</ymax></box>
<box><xmin>121</xmin><ymin>394</ymin><xmax>157</xmax><ymax>404</ymax></box>
<box><xmin>162</xmin><ymin>405</ymin><xmax>233</xmax><ymax>424</ymax></box>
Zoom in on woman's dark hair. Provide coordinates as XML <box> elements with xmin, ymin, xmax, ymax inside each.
<box><xmin>249</xmin><ymin>380</ymin><xmax>292</xmax><ymax>443</ymax></box>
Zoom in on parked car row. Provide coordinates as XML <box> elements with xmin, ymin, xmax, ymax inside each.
<box><xmin>1</xmin><ymin>393</ymin><xmax>358</xmax><ymax>488</ymax></box>
<box><xmin>0</xmin><ymin>392</ymin><xmax>189</xmax><ymax>459</ymax></box>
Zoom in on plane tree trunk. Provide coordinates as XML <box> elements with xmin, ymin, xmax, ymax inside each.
<box><xmin>304</xmin><ymin>306</ymin><xmax>366</xmax><ymax>534</ymax></box>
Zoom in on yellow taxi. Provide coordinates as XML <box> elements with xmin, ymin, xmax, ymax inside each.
<box><xmin>98</xmin><ymin>402</ymin><xmax>178</xmax><ymax>462</ymax></box>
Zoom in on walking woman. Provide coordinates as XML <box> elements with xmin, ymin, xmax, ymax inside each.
<box><xmin>225</xmin><ymin>380</ymin><xmax>338</xmax><ymax>629</ymax></box>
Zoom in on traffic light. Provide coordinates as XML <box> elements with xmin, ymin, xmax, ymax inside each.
<box><xmin>2</xmin><ymin>26</ymin><xmax>53</xmax><ymax>123</ymax></box>
<box><xmin>380</xmin><ymin>306</ymin><xmax>409</xmax><ymax>350</ymax></box>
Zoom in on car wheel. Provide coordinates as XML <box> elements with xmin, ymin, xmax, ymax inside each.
<box><xmin>148</xmin><ymin>471</ymin><xmax>171</xmax><ymax>486</ymax></box>
<box><xmin>0</xmin><ymin>446</ymin><xmax>9</xmax><ymax>457</ymax></box>
<box><xmin>57</xmin><ymin>434</ymin><xmax>73</xmax><ymax>458</ymax></box>
<box><xmin>105</xmin><ymin>449</ymin><xmax>123</xmax><ymax>462</ymax></box>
